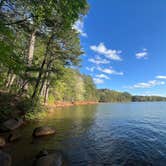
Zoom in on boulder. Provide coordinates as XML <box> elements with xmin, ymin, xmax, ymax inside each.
<box><xmin>33</xmin><ymin>126</ymin><xmax>55</xmax><ymax>137</ymax></box>
<box><xmin>2</xmin><ymin>118</ymin><xmax>24</xmax><ymax>131</ymax></box>
<box><xmin>0</xmin><ymin>150</ymin><xmax>12</xmax><ymax>166</ymax></box>
<box><xmin>8</xmin><ymin>133</ymin><xmax>21</xmax><ymax>142</ymax></box>
<box><xmin>0</xmin><ymin>137</ymin><xmax>6</xmax><ymax>147</ymax></box>
<box><xmin>34</xmin><ymin>150</ymin><xmax>67</xmax><ymax>166</ymax></box>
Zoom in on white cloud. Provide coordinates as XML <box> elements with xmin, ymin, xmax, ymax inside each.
<box><xmin>130</xmin><ymin>80</ymin><xmax>165</xmax><ymax>89</ymax></box>
<box><xmin>88</xmin><ymin>55</ymin><xmax>110</xmax><ymax>65</ymax></box>
<box><xmin>73</xmin><ymin>19</ymin><xmax>87</xmax><ymax>37</ymax></box>
<box><xmin>86</xmin><ymin>67</ymin><xmax>95</xmax><ymax>72</ymax></box>
<box><xmin>96</xmin><ymin>74</ymin><xmax>110</xmax><ymax>79</ymax></box>
<box><xmin>156</xmin><ymin>75</ymin><xmax>166</xmax><ymax>79</ymax></box>
<box><xmin>136</xmin><ymin>48</ymin><xmax>148</xmax><ymax>59</ymax></box>
<box><xmin>97</xmin><ymin>67</ymin><xmax>124</xmax><ymax>75</ymax></box>
<box><xmin>93</xmin><ymin>78</ymin><xmax>104</xmax><ymax>84</ymax></box>
<box><xmin>90</xmin><ymin>43</ymin><xmax>122</xmax><ymax>61</ymax></box>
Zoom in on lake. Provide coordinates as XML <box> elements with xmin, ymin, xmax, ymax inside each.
<box><xmin>4</xmin><ymin>102</ymin><xmax>166</xmax><ymax>166</ymax></box>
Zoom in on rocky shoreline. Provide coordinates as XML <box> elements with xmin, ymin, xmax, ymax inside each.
<box><xmin>0</xmin><ymin>118</ymin><xmax>68</xmax><ymax>166</ymax></box>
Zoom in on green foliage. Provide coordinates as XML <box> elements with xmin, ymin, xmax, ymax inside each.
<box><xmin>24</xmin><ymin>104</ymin><xmax>47</xmax><ymax>120</ymax></box>
<box><xmin>49</xmin><ymin>68</ymin><xmax>98</xmax><ymax>102</ymax></box>
<box><xmin>0</xmin><ymin>91</ymin><xmax>31</xmax><ymax>122</ymax></box>
<box><xmin>97</xmin><ymin>89</ymin><xmax>132</xmax><ymax>102</ymax></box>
<box><xmin>83</xmin><ymin>75</ymin><xmax>98</xmax><ymax>101</ymax></box>
<box><xmin>0</xmin><ymin>21</ymin><xmax>26</xmax><ymax>74</ymax></box>
<box><xmin>25</xmin><ymin>110</ymin><xmax>47</xmax><ymax>120</ymax></box>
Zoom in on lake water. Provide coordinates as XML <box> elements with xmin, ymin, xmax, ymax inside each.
<box><xmin>4</xmin><ymin>102</ymin><xmax>166</xmax><ymax>166</ymax></box>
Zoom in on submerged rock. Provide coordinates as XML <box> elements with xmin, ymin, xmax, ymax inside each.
<box><xmin>33</xmin><ymin>126</ymin><xmax>55</xmax><ymax>137</ymax></box>
<box><xmin>0</xmin><ymin>150</ymin><xmax>12</xmax><ymax>166</ymax></box>
<box><xmin>34</xmin><ymin>150</ymin><xmax>67</xmax><ymax>166</ymax></box>
<box><xmin>8</xmin><ymin>133</ymin><xmax>21</xmax><ymax>142</ymax></box>
<box><xmin>2</xmin><ymin>118</ymin><xmax>24</xmax><ymax>131</ymax></box>
<box><xmin>0</xmin><ymin>137</ymin><xmax>6</xmax><ymax>147</ymax></box>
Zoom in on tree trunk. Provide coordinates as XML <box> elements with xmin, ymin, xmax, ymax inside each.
<box><xmin>39</xmin><ymin>73</ymin><xmax>48</xmax><ymax>97</ymax></box>
<box><xmin>5</xmin><ymin>69</ymin><xmax>11</xmax><ymax>87</ymax></box>
<box><xmin>41</xmin><ymin>70</ymin><xmax>51</xmax><ymax>104</ymax></box>
<box><xmin>31</xmin><ymin>56</ymin><xmax>47</xmax><ymax>101</ymax></box>
<box><xmin>40</xmin><ymin>80</ymin><xmax>46</xmax><ymax>97</ymax></box>
<box><xmin>23</xmin><ymin>29</ymin><xmax>37</xmax><ymax>91</ymax></box>
<box><xmin>28</xmin><ymin>29</ymin><xmax>36</xmax><ymax>65</ymax></box>
<box><xmin>39</xmin><ymin>58</ymin><xmax>52</xmax><ymax>97</ymax></box>
<box><xmin>6</xmin><ymin>73</ymin><xmax>16</xmax><ymax>89</ymax></box>
<box><xmin>8</xmin><ymin>74</ymin><xmax>16</xmax><ymax>88</ymax></box>
<box><xmin>17</xmin><ymin>80</ymin><xmax>29</xmax><ymax>96</ymax></box>
<box><xmin>44</xmin><ymin>80</ymin><xmax>50</xmax><ymax>104</ymax></box>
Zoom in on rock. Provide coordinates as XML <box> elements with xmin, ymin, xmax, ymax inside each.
<box><xmin>36</xmin><ymin>150</ymin><xmax>49</xmax><ymax>158</ymax></box>
<box><xmin>2</xmin><ymin>118</ymin><xmax>24</xmax><ymax>131</ymax></box>
<box><xmin>8</xmin><ymin>133</ymin><xmax>21</xmax><ymax>142</ymax></box>
<box><xmin>0</xmin><ymin>150</ymin><xmax>12</xmax><ymax>166</ymax></box>
<box><xmin>33</xmin><ymin>126</ymin><xmax>55</xmax><ymax>137</ymax></box>
<box><xmin>34</xmin><ymin>150</ymin><xmax>67</xmax><ymax>166</ymax></box>
<box><xmin>0</xmin><ymin>137</ymin><xmax>6</xmax><ymax>147</ymax></box>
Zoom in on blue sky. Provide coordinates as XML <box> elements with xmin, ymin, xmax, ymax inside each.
<box><xmin>74</xmin><ymin>0</ymin><xmax>166</xmax><ymax>96</ymax></box>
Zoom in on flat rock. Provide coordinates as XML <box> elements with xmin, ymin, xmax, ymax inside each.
<box><xmin>33</xmin><ymin>126</ymin><xmax>55</xmax><ymax>137</ymax></box>
<box><xmin>0</xmin><ymin>137</ymin><xmax>6</xmax><ymax>147</ymax></box>
<box><xmin>0</xmin><ymin>150</ymin><xmax>12</xmax><ymax>166</ymax></box>
<box><xmin>2</xmin><ymin>118</ymin><xmax>24</xmax><ymax>131</ymax></box>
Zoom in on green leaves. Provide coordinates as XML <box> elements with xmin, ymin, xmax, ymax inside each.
<box><xmin>0</xmin><ymin>45</ymin><xmax>25</xmax><ymax>73</ymax></box>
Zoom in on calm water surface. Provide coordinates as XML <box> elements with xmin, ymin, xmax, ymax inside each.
<box><xmin>4</xmin><ymin>102</ymin><xmax>166</xmax><ymax>166</ymax></box>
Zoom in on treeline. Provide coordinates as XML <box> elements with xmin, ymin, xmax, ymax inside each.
<box><xmin>97</xmin><ymin>89</ymin><xmax>132</xmax><ymax>102</ymax></box>
<box><xmin>97</xmin><ymin>89</ymin><xmax>166</xmax><ymax>102</ymax></box>
<box><xmin>0</xmin><ymin>0</ymin><xmax>89</xmax><ymax>107</ymax></box>
<box><xmin>132</xmin><ymin>96</ymin><xmax>166</xmax><ymax>102</ymax></box>
<box><xmin>49</xmin><ymin>82</ymin><xmax>166</xmax><ymax>103</ymax></box>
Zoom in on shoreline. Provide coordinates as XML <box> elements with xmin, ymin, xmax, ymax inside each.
<box><xmin>44</xmin><ymin>101</ymin><xmax>99</xmax><ymax>109</ymax></box>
